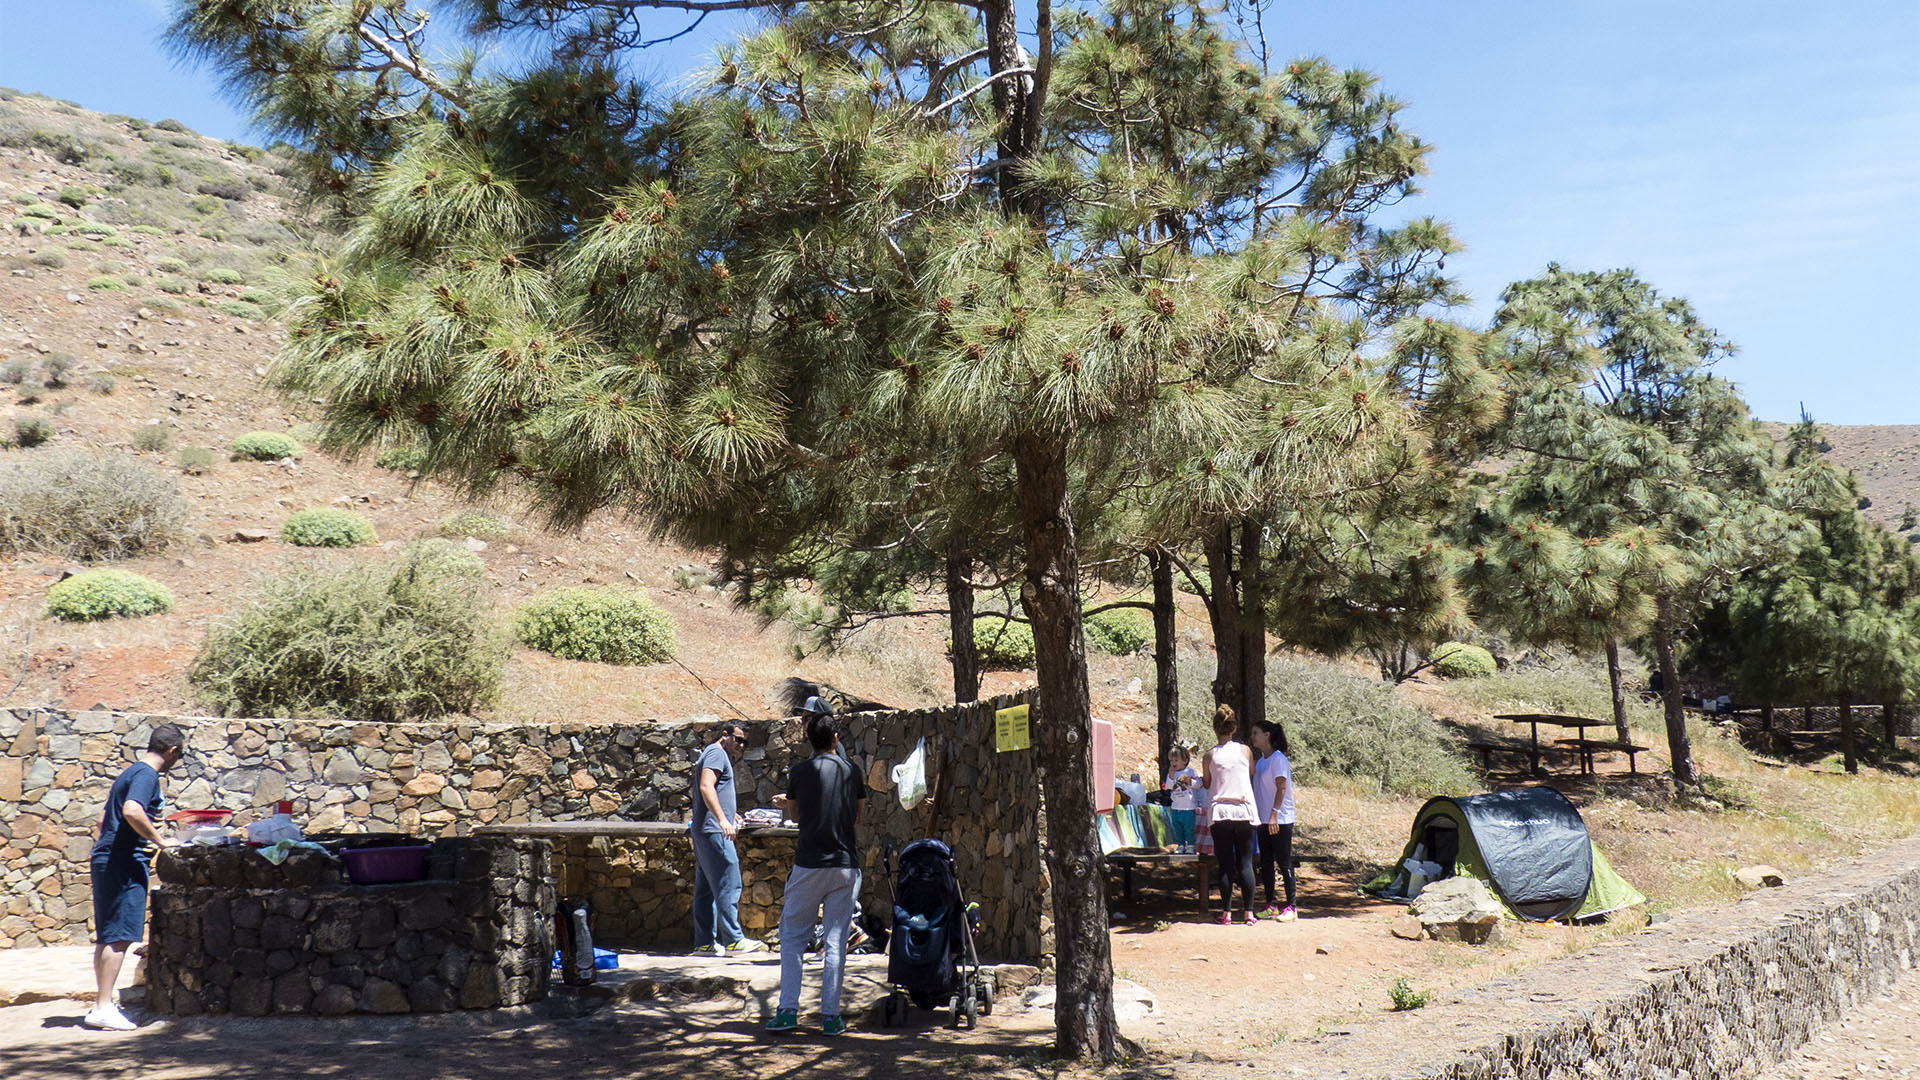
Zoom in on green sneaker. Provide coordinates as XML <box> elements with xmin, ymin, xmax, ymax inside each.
<box><xmin>821</xmin><ymin>1014</ymin><xmax>847</xmax><ymax>1036</ymax></box>
<box><xmin>767</xmin><ymin>1009</ymin><xmax>798</xmax><ymax>1033</ymax></box>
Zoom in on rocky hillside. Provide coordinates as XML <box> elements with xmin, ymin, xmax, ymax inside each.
<box><xmin>1758</xmin><ymin>422</ymin><xmax>1920</xmax><ymax>537</ymax></box>
<box><xmin>0</xmin><ymin>88</ymin><xmax>1186</xmax><ymax>742</ymax></box>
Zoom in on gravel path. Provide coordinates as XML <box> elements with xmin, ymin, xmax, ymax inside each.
<box><xmin>1757</xmin><ymin>964</ymin><xmax>1920</xmax><ymax>1079</ymax></box>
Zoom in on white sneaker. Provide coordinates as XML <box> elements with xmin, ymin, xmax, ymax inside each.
<box><xmin>729</xmin><ymin>938</ymin><xmax>768</xmax><ymax>954</ymax></box>
<box><xmin>83</xmin><ymin>1006</ymin><xmax>137</xmax><ymax>1031</ymax></box>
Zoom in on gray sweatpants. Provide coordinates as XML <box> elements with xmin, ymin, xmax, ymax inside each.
<box><xmin>776</xmin><ymin>865</ymin><xmax>861</xmax><ymax>1015</ymax></box>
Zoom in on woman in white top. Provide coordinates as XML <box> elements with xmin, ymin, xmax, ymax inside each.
<box><xmin>1201</xmin><ymin>704</ymin><xmax>1259</xmax><ymax>925</ymax></box>
<box><xmin>1251</xmin><ymin>721</ymin><xmax>1298</xmax><ymax>921</ymax></box>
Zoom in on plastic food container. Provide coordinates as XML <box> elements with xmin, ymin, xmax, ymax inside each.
<box><xmin>340</xmin><ymin>844</ymin><xmax>431</xmax><ymax>885</ymax></box>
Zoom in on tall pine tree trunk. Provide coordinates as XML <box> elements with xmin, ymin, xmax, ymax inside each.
<box><xmin>1654</xmin><ymin>589</ymin><xmax>1698</xmax><ymax>787</ymax></box>
<box><xmin>1762</xmin><ymin>702</ymin><xmax>1785</xmax><ymax>757</ymax></box>
<box><xmin>1205</xmin><ymin>523</ymin><xmax>1242</xmax><ymax>735</ymax></box>
<box><xmin>1604</xmin><ymin>637</ymin><xmax>1630</xmax><ymax>744</ymax></box>
<box><xmin>1238</xmin><ymin>516</ymin><xmax>1267</xmax><ymax>734</ymax></box>
<box><xmin>1150</xmin><ymin>548</ymin><xmax>1179</xmax><ymax>783</ymax></box>
<box><xmin>1838</xmin><ymin>688</ymin><xmax>1857</xmax><ymax>774</ymax></box>
<box><xmin>1882</xmin><ymin>700</ymin><xmax>1898</xmax><ymax>750</ymax></box>
<box><xmin>946</xmin><ymin>537</ymin><xmax>980</xmax><ymax>704</ymax></box>
<box><xmin>1012</xmin><ymin>437</ymin><xmax>1116</xmax><ymax>1061</ymax></box>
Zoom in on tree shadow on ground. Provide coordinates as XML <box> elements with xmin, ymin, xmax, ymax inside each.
<box><xmin>0</xmin><ymin>997</ymin><xmax>1064</xmax><ymax>1080</ymax></box>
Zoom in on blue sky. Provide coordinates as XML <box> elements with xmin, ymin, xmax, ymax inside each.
<box><xmin>4</xmin><ymin>0</ymin><xmax>1914</xmax><ymax>423</ymax></box>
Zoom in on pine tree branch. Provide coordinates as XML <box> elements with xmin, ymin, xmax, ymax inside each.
<box><xmin>354</xmin><ymin>19</ymin><xmax>466</xmax><ymax>109</ymax></box>
<box><xmin>923</xmin><ymin>66</ymin><xmax>1035</xmax><ymax>118</ymax></box>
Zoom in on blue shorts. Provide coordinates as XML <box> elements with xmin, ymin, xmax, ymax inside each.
<box><xmin>91</xmin><ymin>855</ymin><xmax>150</xmax><ymax>945</ymax></box>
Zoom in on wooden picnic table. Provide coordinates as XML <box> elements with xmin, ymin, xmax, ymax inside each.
<box><xmin>1494</xmin><ymin>713</ymin><xmax>1608</xmax><ymax>774</ymax></box>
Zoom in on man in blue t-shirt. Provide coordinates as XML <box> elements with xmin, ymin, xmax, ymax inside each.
<box><xmin>766</xmin><ymin>706</ymin><xmax>866</xmax><ymax>1035</ymax></box>
<box><xmin>690</xmin><ymin>720</ymin><xmax>764</xmax><ymax>954</ymax></box>
<box><xmin>86</xmin><ymin>723</ymin><xmax>185</xmax><ymax>1030</ymax></box>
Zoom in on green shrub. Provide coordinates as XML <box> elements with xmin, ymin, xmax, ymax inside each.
<box><xmin>189</xmin><ymin>543</ymin><xmax>506</xmax><ymax>721</ymax></box>
<box><xmin>155</xmin><ymin>118</ymin><xmax>192</xmax><ymax>134</ymax></box>
<box><xmin>237</xmin><ymin>287</ymin><xmax>279</xmax><ymax>310</ymax></box>
<box><xmin>1084</xmin><ymin>607</ymin><xmax>1151</xmax><ymax>655</ymax></box>
<box><xmin>56</xmin><ymin>187</ymin><xmax>90</xmax><ymax>209</ymax></box>
<box><xmin>89</xmin><ymin>373</ymin><xmax>116</xmax><ymax>395</ymax></box>
<box><xmin>196</xmin><ymin>178</ymin><xmax>250</xmax><ymax>202</ymax></box>
<box><xmin>203</xmin><ymin>267</ymin><xmax>246</xmax><ymax>285</ymax></box>
<box><xmin>99</xmin><ymin>237</ymin><xmax>133</xmax><ymax>249</ymax></box>
<box><xmin>128</xmin><ymin>225</ymin><xmax>165</xmax><ymax>236</ymax></box>
<box><xmin>133</xmin><ymin>424</ymin><xmax>172</xmax><ymax>452</ymax></box>
<box><xmin>44</xmin><ymin>569</ymin><xmax>174</xmax><ymax>622</ymax></box>
<box><xmin>14</xmin><ymin>377</ymin><xmax>45</xmax><ymax>404</ymax></box>
<box><xmin>217</xmin><ymin>300</ymin><xmax>268</xmax><ymax>320</ymax></box>
<box><xmin>30</xmin><ymin>251</ymin><xmax>64</xmax><ymax>268</ymax></box>
<box><xmin>1261</xmin><ymin>654</ymin><xmax>1476</xmax><ymax>796</ymax></box>
<box><xmin>230</xmin><ymin>431</ymin><xmax>303</xmax><ymax>460</ymax></box>
<box><xmin>155</xmin><ymin>256</ymin><xmax>188</xmax><ymax>273</ymax></box>
<box><xmin>87</xmin><ymin>275</ymin><xmax>126</xmax><ymax>290</ymax></box>
<box><xmin>1430</xmin><ymin>642</ymin><xmax>1497</xmax><ymax>679</ymax></box>
<box><xmin>1388</xmin><ymin>977</ymin><xmax>1431</xmax><ymax>1011</ymax></box>
<box><xmin>176</xmin><ymin>446</ymin><xmax>215</xmax><ymax>475</ymax></box>
<box><xmin>401</xmin><ymin>537</ymin><xmax>487</xmax><ymax>581</ymax></box>
<box><xmin>16</xmin><ymin>204</ymin><xmax>57</xmax><ymax>220</ymax></box>
<box><xmin>43</xmin><ymin>353</ymin><xmax>76</xmax><ymax>388</ymax></box>
<box><xmin>0</xmin><ymin>450</ymin><xmax>190</xmax><ymax>560</ymax></box>
<box><xmin>155</xmin><ymin>276</ymin><xmax>188</xmax><ymax>294</ymax></box>
<box><xmin>144</xmin><ymin>296</ymin><xmax>183</xmax><ymax>314</ymax></box>
<box><xmin>966</xmin><ymin>616</ymin><xmax>1036</xmax><ymax>669</ymax></box>
<box><xmin>73</xmin><ymin>222</ymin><xmax>116</xmax><ymax>237</ymax></box>
<box><xmin>438</xmin><ymin>509</ymin><xmax>511</xmax><ymax>540</ymax></box>
<box><xmin>1</xmin><ymin>357</ymin><xmax>30</xmax><ymax>384</ymax></box>
<box><xmin>514</xmin><ymin>587</ymin><xmax>678</xmax><ymax>665</ymax></box>
<box><xmin>14</xmin><ymin>417</ymin><xmax>54</xmax><ymax>447</ymax></box>
<box><xmin>187</xmin><ymin>195</ymin><xmax>223</xmax><ymax>216</ymax></box>
<box><xmin>374</xmin><ymin>443</ymin><xmax>427</xmax><ymax>471</ymax></box>
<box><xmin>281</xmin><ymin>507</ymin><xmax>376</xmax><ymax>548</ymax></box>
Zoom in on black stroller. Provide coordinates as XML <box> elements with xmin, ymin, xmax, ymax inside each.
<box><xmin>879</xmin><ymin>839</ymin><xmax>995</xmax><ymax>1029</ymax></box>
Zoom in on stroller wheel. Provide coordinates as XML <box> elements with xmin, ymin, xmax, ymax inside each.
<box><xmin>976</xmin><ymin>976</ymin><xmax>995</xmax><ymax>1016</ymax></box>
<box><xmin>947</xmin><ymin>993</ymin><xmax>965</xmax><ymax>1029</ymax></box>
<box><xmin>961</xmin><ymin>987</ymin><xmax>980</xmax><ymax>1029</ymax></box>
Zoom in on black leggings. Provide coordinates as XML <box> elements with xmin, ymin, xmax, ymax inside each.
<box><xmin>1210</xmin><ymin>820</ymin><xmax>1257</xmax><ymax>912</ymax></box>
<box><xmin>1257</xmin><ymin>824</ymin><xmax>1296</xmax><ymax>908</ymax></box>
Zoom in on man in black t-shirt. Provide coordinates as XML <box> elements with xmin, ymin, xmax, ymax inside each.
<box><xmin>766</xmin><ymin>707</ymin><xmax>866</xmax><ymax>1035</ymax></box>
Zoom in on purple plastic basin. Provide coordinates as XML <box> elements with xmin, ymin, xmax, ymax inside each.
<box><xmin>340</xmin><ymin>843</ymin><xmax>431</xmax><ymax>885</ymax></box>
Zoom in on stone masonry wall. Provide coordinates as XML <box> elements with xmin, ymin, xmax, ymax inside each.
<box><xmin>145</xmin><ymin>837</ymin><xmax>552</xmax><ymax>1017</ymax></box>
<box><xmin>0</xmin><ymin>692</ymin><xmax>1045</xmax><ymax>961</ymax></box>
<box><xmin>1270</xmin><ymin>835</ymin><xmax>1920</xmax><ymax>1080</ymax></box>
<box><xmin>552</xmin><ymin>690</ymin><xmax>1048</xmax><ymax>961</ymax></box>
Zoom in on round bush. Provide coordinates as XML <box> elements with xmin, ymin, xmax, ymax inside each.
<box><xmin>204</xmin><ymin>267</ymin><xmax>247</xmax><ymax>285</ymax></box>
<box><xmin>967</xmin><ymin>616</ymin><xmax>1036</xmax><ymax>669</ymax></box>
<box><xmin>1431</xmin><ymin>642</ymin><xmax>1497</xmax><ymax>679</ymax></box>
<box><xmin>189</xmin><ymin>549</ymin><xmax>505</xmax><ymax>722</ymax></box>
<box><xmin>45</xmin><ymin>569</ymin><xmax>174</xmax><ymax>621</ymax></box>
<box><xmin>1084</xmin><ymin>608</ymin><xmax>1151</xmax><ymax>655</ymax></box>
<box><xmin>374</xmin><ymin>444</ymin><xmax>426</xmax><ymax>471</ymax></box>
<box><xmin>514</xmin><ymin>587</ymin><xmax>678</xmax><ymax>665</ymax></box>
<box><xmin>397</xmin><ymin>537</ymin><xmax>486</xmax><ymax>582</ymax></box>
<box><xmin>438</xmin><ymin>509</ymin><xmax>511</xmax><ymax>541</ymax></box>
<box><xmin>14</xmin><ymin>417</ymin><xmax>55</xmax><ymax>448</ymax></box>
<box><xmin>281</xmin><ymin>508</ymin><xmax>376</xmax><ymax>548</ymax></box>
<box><xmin>230</xmin><ymin>431</ymin><xmax>303</xmax><ymax>461</ymax></box>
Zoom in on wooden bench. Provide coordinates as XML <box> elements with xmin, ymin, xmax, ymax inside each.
<box><xmin>1107</xmin><ymin>851</ymin><xmax>1213</xmax><ymax>912</ymax></box>
<box><xmin>1554</xmin><ymin>737</ymin><xmax>1650</xmax><ymax>775</ymax></box>
<box><xmin>1463</xmin><ymin>739</ymin><xmax>1534</xmax><ymax>770</ymax></box>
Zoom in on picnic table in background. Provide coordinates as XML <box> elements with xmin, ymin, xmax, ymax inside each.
<box><xmin>1493</xmin><ymin>713</ymin><xmax>1608</xmax><ymax>774</ymax></box>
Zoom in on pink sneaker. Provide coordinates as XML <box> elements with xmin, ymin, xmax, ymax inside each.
<box><xmin>1215</xmin><ymin>911</ymin><xmax>1231</xmax><ymax>925</ymax></box>
<box><xmin>1277</xmin><ymin>905</ymin><xmax>1298</xmax><ymax>922</ymax></box>
<box><xmin>1242</xmin><ymin>910</ymin><xmax>1259</xmax><ymax>926</ymax></box>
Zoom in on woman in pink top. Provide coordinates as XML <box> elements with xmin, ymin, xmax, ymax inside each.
<box><xmin>1201</xmin><ymin>705</ymin><xmax>1259</xmax><ymax>925</ymax></box>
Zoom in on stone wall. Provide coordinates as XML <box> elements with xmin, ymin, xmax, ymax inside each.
<box><xmin>1277</xmin><ymin>835</ymin><xmax>1920</xmax><ymax>1080</ymax></box>
<box><xmin>0</xmin><ymin>692</ymin><xmax>1046</xmax><ymax>960</ymax></box>
<box><xmin>145</xmin><ymin>837</ymin><xmax>552</xmax><ymax>1017</ymax></box>
<box><xmin>550</xmin><ymin>690</ymin><xmax>1049</xmax><ymax>961</ymax></box>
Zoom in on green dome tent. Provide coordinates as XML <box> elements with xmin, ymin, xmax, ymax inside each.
<box><xmin>1365</xmin><ymin>787</ymin><xmax>1645</xmax><ymax>921</ymax></box>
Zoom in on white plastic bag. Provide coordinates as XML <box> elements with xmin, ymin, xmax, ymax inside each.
<box><xmin>891</xmin><ymin>738</ymin><xmax>928</xmax><ymax>810</ymax></box>
<box><xmin>246</xmin><ymin>813</ymin><xmax>302</xmax><ymax>845</ymax></box>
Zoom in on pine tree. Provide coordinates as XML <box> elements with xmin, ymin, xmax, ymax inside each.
<box><xmin>1478</xmin><ymin>267</ymin><xmax>1790</xmax><ymax>786</ymax></box>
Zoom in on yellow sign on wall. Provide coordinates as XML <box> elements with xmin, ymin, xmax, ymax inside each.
<box><xmin>994</xmin><ymin>704</ymin><xmax>1031</xmax><ymax>753</ymax></box>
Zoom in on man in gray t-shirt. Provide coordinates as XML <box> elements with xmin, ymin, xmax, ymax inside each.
<box><xmin>690</xmin><ymin>721</ymin><xmax>763</xmax><ymax>953</ymax></box>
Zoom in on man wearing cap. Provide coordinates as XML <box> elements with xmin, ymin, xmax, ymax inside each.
<box><xmin>86</xmin><ymin>723</ymin><xmax>185</xmax><ymax>1030</ymax></box>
